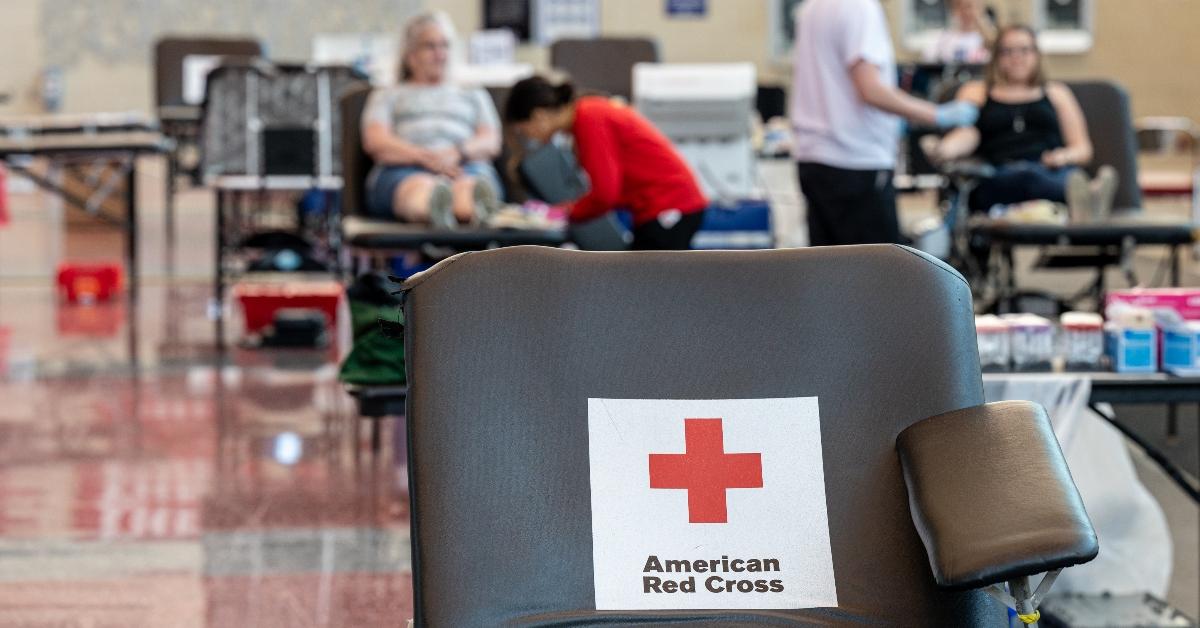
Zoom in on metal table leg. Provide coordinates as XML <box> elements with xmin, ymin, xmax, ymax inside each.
<box><xmin>1168</xmin><ymin>242</ymin><xmax>1183</xmax><ymax>438</ymax></box>
<box><xmin>214</xmin><ymin>188</ymin><xmax>226</xmax><ymax>351</ymax></box>
<box><xmin>1170</xmin><ymin>243</ymin><xmax>1181</xmax><ymax>287</ymax></box>
<box><xmin>166</xmin><ymin>152</ymin><xmax>177</xmax><ymax>276</ymax></box>
<box><xmin>126</xmin><ymin>159</ymin><xmax>138</xmax><ymax>299</ymax></box>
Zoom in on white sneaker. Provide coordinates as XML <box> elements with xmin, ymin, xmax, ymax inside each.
<box><xmin>1091</xmin><ymin>165</ymin><xmax>1118</xmax><ymax>219</ymax></box>
<box><xmin>427</xmin><ymin>181</ymin><xmax>456</xmax><ymax>229</ymax></box>
<box><xmin>472</xmin><ymin>178</ymin><xmax>501</xmax><ymax>226</ymax></box>
<box><xmin>1065</xmin><ymin>169</ymin><xmax>1092</xmax><ymax>224</ymax></box>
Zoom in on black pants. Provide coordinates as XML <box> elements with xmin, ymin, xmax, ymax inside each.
<box><xmin>630</xmin><ymin>210</ymin><xmax>705</xmax><ymax>250</ymax></box>
<box><xmin>968</xmin><ymin>161</ymin><xmax>1073</xmax><ymax>211</ymax></box>
<box><xmin>797</xmin><ymin>162</ymin><xmax>899</xmax><ymax>247</ymax></box>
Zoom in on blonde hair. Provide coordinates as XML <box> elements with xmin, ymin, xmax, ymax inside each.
<box><xmin>399</xmin><ymin>11</ymin><xmax>457</xmax><ymax>81</ymax></box>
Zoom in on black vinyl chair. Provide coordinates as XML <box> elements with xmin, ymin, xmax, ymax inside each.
<box><xmin>338</xmin><ymin>86</ymin><xmax>565</xmax><ymax>271</ymax></box>
<box><xmin>340</xmin><ymin>84</ymin><xmax>374</xmax><ymax>223</ymax></box>
<box><xmin>1066</xmin><ymin>81</ymin><xmax>1142</xmax><ymax>211</ymax></box>
<box><xmin>549</xmin><ymin>38</ymin><xmax>659</xmax><ymax>101</ymax></box>
<box><xmin>154</xmin><ymin>37</ymin><xmax>263</xmax><ymax>182</ymax></box>
<box><xmin>400</xmin><ymin>244</ymin><xmax>1098</xmax><ymax>626</ymax></box>
<box><xmin>1025</xmin><ymin>81</ymin><xmax>1144</xmax><ymax>306</ymax></box>
<box><xmin>154</xmin><ymin>36</ymin><xmax>263</xmax><ymax>113</ymax></box>
<box><xmin>937</xmin><ymin>80</ymin><xmax>1151</xmax><ymax>311</ymax></box>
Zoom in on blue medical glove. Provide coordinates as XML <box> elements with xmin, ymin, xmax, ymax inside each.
<box><xmin>934</xmin><ymin>101</ymin><xmax>979</xmax><ymax>129</ymax></box>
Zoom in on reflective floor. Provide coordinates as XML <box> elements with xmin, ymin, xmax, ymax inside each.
<box><xmin>0</xmin><ymin>282</ymin><xmax>412</xmax><ymax>627</ymax></box>
<box><xmin>1</xmin><ymin>168</ymin><xmax>1197</xmax><ymax>624</ymax></box>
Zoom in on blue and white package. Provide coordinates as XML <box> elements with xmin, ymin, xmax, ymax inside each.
<box><xmin>1105</xmin><ymin>326</ymin><xmax>1158</xmax><ymax>373</ymax></box>
<box><xmin>1162</xmin><ymin>322</ymin><xmax>1200</xmax><ymax>376</ymax></box>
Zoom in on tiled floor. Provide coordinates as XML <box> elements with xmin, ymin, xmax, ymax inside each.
<box><xmin>0</xmin><ymin>282</ymin><xmax>412</xmax><ymax>627</ymax></box>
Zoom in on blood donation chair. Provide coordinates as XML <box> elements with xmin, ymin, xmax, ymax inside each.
<box><xmin>951</xmin><ymin>81</ymin><xmax>1147</xmax><ymax>310</ymax></box>
<box><xmin>338</xmin><ymin>85</ymin><xmax>566</xmax><ymax>272</ymax></box>
<box><xmin>154</xmin><ymin>37</ymin><xmax>264</xmax><ymax>182</ymax></box>
<box><xmin>398</xmin><ymin>245</ymin><xmax>1098</xmax><ymax>626</ymax></box>
<box><xmin>154</xmin><ymin>37</ymin><xmax>264</xmax><ymax>114</ymax></box>
<box><xmin>550</xmin><ymin>37</ymin><xmax>659</xmax><ymax>102</ymax></box>
<box><xmin>1025</xmin><ymin>81</ymin><xmax>1145</xmax><ymax>300</ymax></box>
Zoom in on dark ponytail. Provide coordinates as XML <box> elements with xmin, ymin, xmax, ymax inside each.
<box><xmin>505</xmin><ymin>76</ymin><xmax>576</xmax><ymax>122</ymax></box>
<box><xmin>554</xmin><ymin>82</ymin><xmax>575</xmax><ymax>105</ymax></box>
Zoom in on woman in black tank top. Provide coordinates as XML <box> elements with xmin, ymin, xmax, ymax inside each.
<box><xmin>975</xmin><ymin>92</ymin><xmax>1063</xmax><ymax>165</ymax></box>
<box><xmin>921</xmin><ymin>25</ymin><xmax>1100</xmax><ymax>212</ymax></box>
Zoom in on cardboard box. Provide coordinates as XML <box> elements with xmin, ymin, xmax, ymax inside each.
<box><xmin>1162</xmin><ymin>322</ymin><xmax>1200</xmax><ymax>376</ymax></box>
<box><xmin>1107</xmin><ymin>289</ymin><xmax>1200</xmax><ymax>321</ymax></box>
<box><xmin>1105</xmin><ymin>326</ymin><xmax>1158</xmax><ymax>373</ymax></box>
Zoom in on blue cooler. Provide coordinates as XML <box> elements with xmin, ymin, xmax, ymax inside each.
<box><xmin>692</xmin><ymin>200</ymin><xmax>774</xmax><ymax>250</ymax></box>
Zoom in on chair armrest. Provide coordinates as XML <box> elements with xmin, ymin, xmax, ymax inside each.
<box><xmin>896</xmin><ymin>400</ymin><xmax>1098</xmax><ymax>590</ymax></box>
<box><xmin>941</xmin><ymin>159</ymin><xmax>996</xmax><ymax>180</ymax></box>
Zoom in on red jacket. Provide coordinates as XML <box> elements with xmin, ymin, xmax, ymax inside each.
<box><xmin>570</xmin><ymin>97</ymin><xmax>707</xmax><ymax>226</ymax></box>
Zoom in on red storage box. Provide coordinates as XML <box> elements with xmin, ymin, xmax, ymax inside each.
<box><xmin>232</xmin><ymin>280</ymin><xmax>342</xmax><ymax>334</ymax></box>
<box><xmin>56</xmin><ymin>262</ymin><xmax>123</xmax><ymax>303</ymax></box>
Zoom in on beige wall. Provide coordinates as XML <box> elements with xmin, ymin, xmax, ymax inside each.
<box><xmin>0</xmin><ymin>0</ymin><xmax>420</xmax><ymax>116</ymax></box>
<box><xmin>440</xmin><ymin>0</ymin><xmax>1200</xmax><ymax>122</ymax></box>
<box><xmin>2</xmin><ymin>0</ymin><xmax>1198</xmax><ymax>121</ymax></box>
<box><xmin>0</xmin><ymin>3</ymin><xmax>44</xmax><ymax>114</ymax></box>
<box><xmin>1038</xmin><ymin>1</ymin><xmax>1200</xmax><ymax>120</ymax></box>
<box><xmin>441</xmin><ymin>0</ymin><xmax>791</xmax><ymax>84</ymax></box>
<box><xmin>0</xmin><ymin>1</ymin><xmax>183</xmax><ymax>115</ymax></box>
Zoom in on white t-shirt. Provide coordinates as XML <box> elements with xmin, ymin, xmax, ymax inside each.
<box><xmin>361</xmin><ymin>83</ymin><xmax>499</xmax><ymax>151</ymax></box>
<box><xmin>790</xmin><ymin>0</ymin><xmax>900</xmax><ymax>170</ymax></box>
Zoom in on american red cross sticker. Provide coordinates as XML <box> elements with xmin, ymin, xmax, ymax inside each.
<box><xmin>648</xmin><ymin>418</ymin><xmax>764</xmax><ymax>523</ymax></box>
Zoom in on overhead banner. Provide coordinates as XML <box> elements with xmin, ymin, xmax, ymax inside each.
<box><xmin>587</xmin><ymin>397</ymin><xmax>837</xmax><ymax>610</ymax></box>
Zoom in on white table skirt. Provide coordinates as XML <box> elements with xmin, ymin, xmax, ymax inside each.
<box><xmin>984</xmin><ymin>373</ymin><xmax>1172</xmax><ymax>596</ymax></box>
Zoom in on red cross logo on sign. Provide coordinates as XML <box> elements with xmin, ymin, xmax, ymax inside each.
<box><xmin>648</xmin><ymin>418</ymin><xmax>764</xmax><ymax>524</ymax></box>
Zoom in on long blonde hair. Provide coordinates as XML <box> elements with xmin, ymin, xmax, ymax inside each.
<box><xmin>985</xmin><ymin>25</ymin><xmax>1047</xmax><ymax>90</ymax></box>
<box><xmin>399</xmin><ymin>11</ymin><xmax>457</xmax><ymax>82</ymax></box>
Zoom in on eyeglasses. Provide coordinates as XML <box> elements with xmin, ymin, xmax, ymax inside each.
<box><xmin>418</xmin><ymin>41</ymin><xmax>450</xmax><ymax>53</ymax></box>
<box><xmin>998</xmin><ymin>45</ymin><xmax>1037</xmax><ymax>58</ymax></box>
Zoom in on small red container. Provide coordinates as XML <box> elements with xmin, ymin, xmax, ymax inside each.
<box><xmin>57</xmin><ymin>301</ymin><xmax>124</xmax><ymax>337</ymax></box>
<box><xmin>56</xmin><ymin>262</ymin><xmax>123</xmax><ymax>303</ymax></box>
<box><xmin>232</xmin><ymin>280</ymin><xmax>342</xmax><ymax>334</ymax></box>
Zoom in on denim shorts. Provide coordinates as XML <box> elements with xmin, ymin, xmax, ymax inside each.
<box><xmin>365</xmin><ymin>161</ymin><xmax>504</xmax><ymax>219</ymax></box>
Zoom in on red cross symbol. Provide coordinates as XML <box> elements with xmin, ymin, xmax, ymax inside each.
<box><xmin>648</xmin><ymin>418</ymin><xmax>763</xmax><ymax>524</ymax></box>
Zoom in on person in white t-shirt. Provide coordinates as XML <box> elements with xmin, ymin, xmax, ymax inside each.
<box><xmin>922</xmin><ymin>0</ymin><xmax>998</xmax><ymax>64</ymax></box>
<box><xmin>791</xmin><ymin>0</ymin><xmax>979</xmax><ymax>246</ymax></box>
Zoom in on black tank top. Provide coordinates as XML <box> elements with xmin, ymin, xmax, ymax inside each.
<box><xmin>975</xmin><ymin>91</ymin><xmax>1064</xmax><ymax>165</ymax></box>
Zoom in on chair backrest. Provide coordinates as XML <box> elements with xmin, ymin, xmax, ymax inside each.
<box><xmin>402</xmin><ymin>245</ymin><xmax>1001</xmax><ymax>626</ymax></box>
<box><xmin>549</xmin><ymin>38</ymin><xmax>659</xmax><ymax>101</ymax></box>
<box><xmin>1066</xmin><ymin>80</ymin><xmax>1142</xmax><ymax>211</ymax></box>
<box><xmin>201</xmin><ymin>63</ymin><xmax>366</xmax><ymax>178</ymax></box>
<box><xmin>154</xmin><ymin>37</ymin><xmax>263</xmax><ymax>109</ymax></box>
<box><xmin>340</xmin><ymin>84</ymin><xmax>375</xmax><ymax>216</ymax></box>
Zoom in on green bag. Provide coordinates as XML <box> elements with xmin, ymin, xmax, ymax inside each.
<box><xmin>338</xmin><ymin>273</ymin><xmax>406</xmax><ymax>386</ymax></box>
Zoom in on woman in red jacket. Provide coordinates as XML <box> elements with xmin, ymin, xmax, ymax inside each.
<box><xmin>505</xmin><ymin>76</ymin><xmax>708</xmax><ymax>250</ymax></box>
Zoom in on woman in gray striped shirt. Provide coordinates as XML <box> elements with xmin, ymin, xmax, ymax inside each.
<box><xmin>362</xmin><ymin>12</ymin><xmax>504</xmax><ymax>228</ymax></box>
